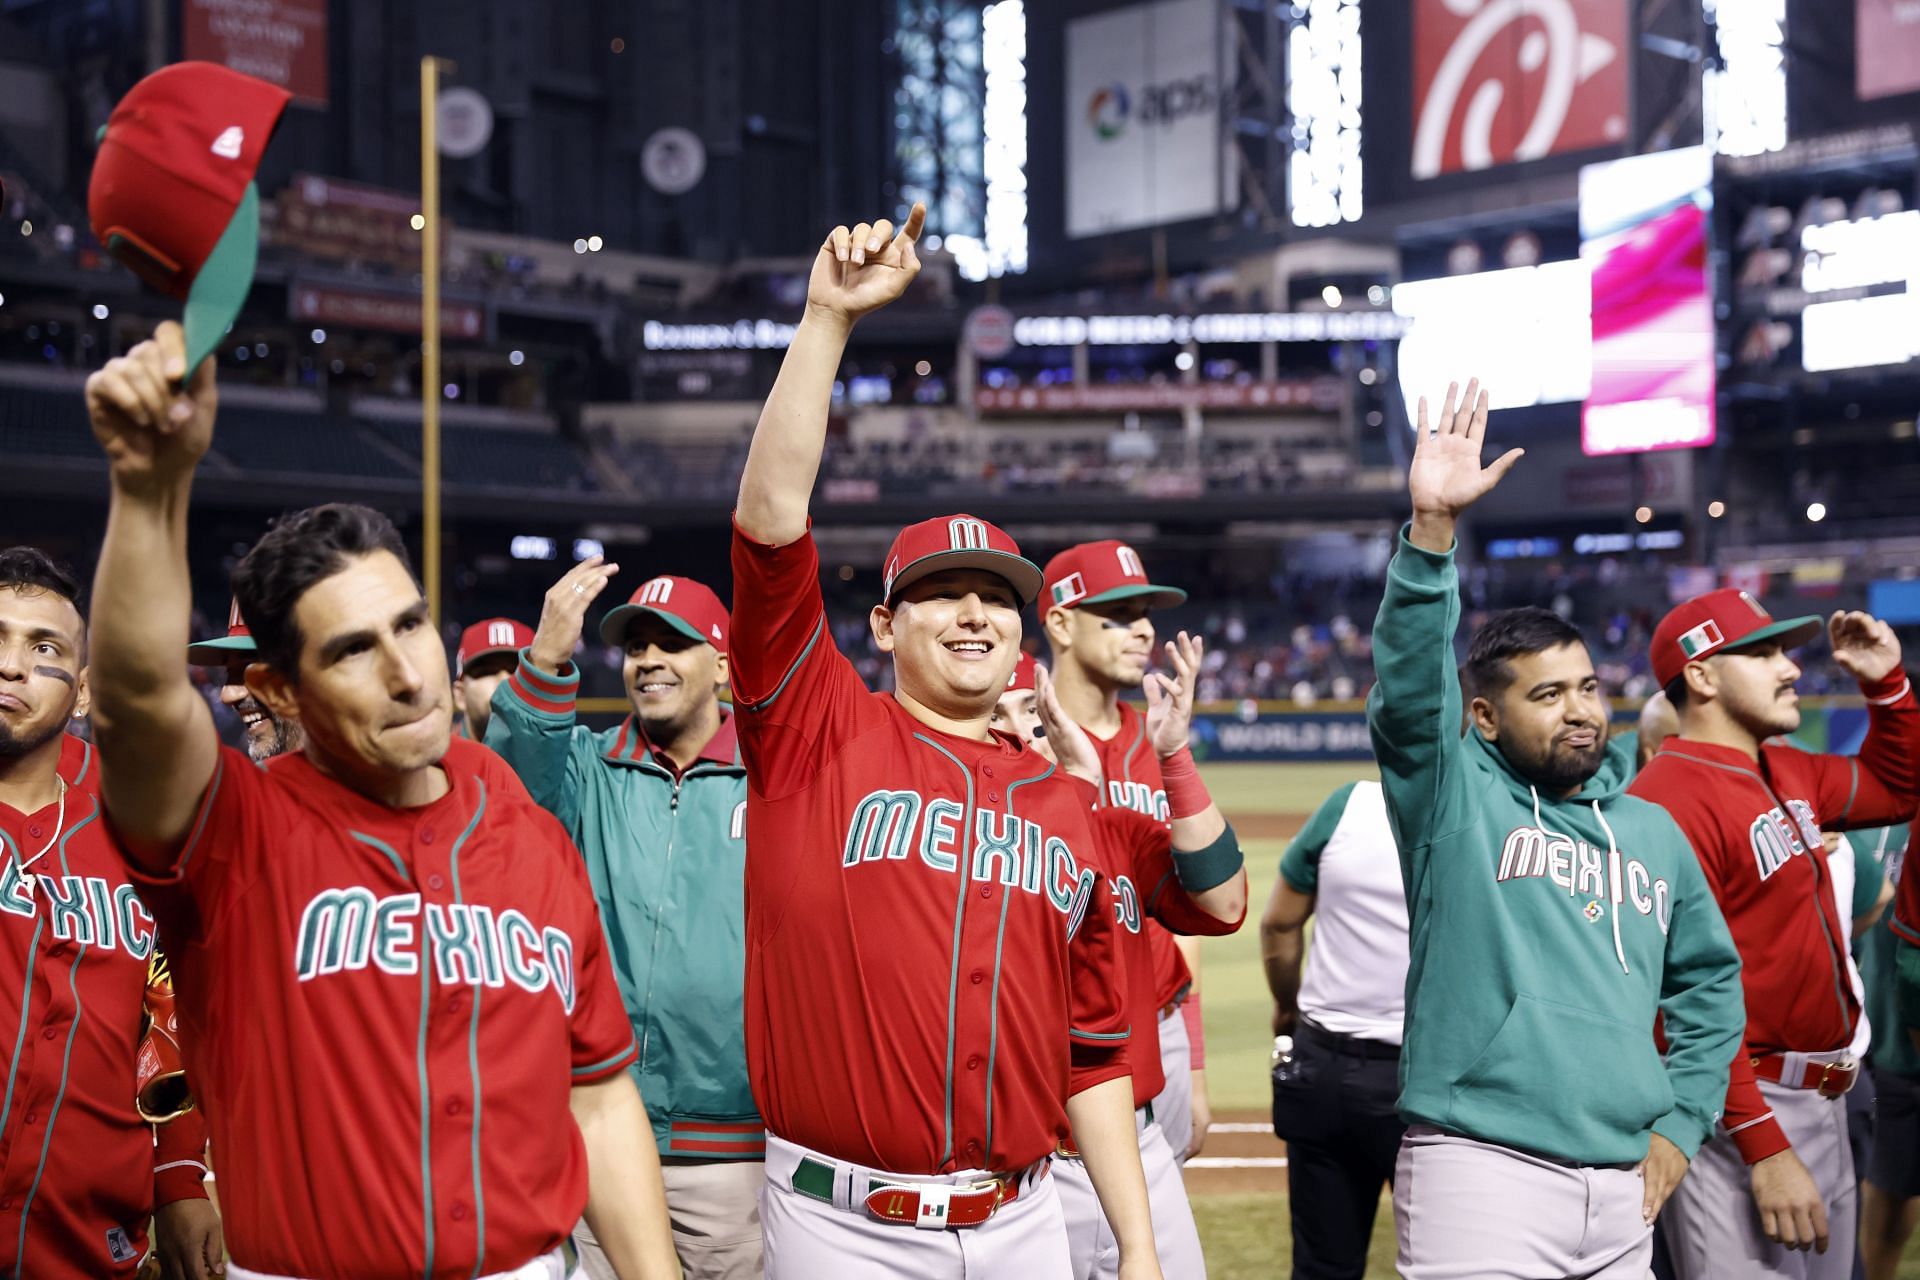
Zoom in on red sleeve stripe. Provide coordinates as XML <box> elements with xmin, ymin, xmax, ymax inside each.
<box><xmin>1889</xmin><ymin>915</ymin><xmax>1920</xmax><ymax>947</ymax></box>
<box><xmin>508</xmin><ymin>670</ymin><xmax>575</xmax><ymax>716</ymax></box>
<box><xmin>516</xmin><ymin>658</ymin><xmax>577</xmax><ymax>697</ymax></box>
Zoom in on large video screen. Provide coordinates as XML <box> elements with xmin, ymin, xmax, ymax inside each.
<box><xmin>1578</xmin><ymin>146</ymin><xmax>1716</xmax><ymax>456</ymax></box>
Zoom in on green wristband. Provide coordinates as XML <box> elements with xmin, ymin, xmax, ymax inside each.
<box><xmin>1172</xmin><ymin>822</ymin><xmax>1243</xmax><ymax>893</ymax></box>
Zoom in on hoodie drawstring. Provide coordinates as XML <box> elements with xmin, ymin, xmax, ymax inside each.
<box><xmin>1529</xmin><ymin>785</ymin><xmax>1632</xmax><ymax>977</ymax></box>
<box><xmin>1592</xmin><ymin>801</ymin><xmax>1630</xmax><ymax>976</ymax></box>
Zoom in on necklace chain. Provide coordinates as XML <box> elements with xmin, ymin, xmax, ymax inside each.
<box><xmin>14</xmin><ymin>778</ymin><xmax>70</xmax><ymax>883</ymax></box>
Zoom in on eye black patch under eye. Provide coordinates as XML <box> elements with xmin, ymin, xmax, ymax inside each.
<box><xmin>33</xmin><ymin>665</ymin><xmax>75</xmax><ymax>687</ymax></box>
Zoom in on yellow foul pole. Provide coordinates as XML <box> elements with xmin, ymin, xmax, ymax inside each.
<box><xmin>420</xmin><ymin>56</ymin><xmax>444</xmax><ymax>628</ymax></box>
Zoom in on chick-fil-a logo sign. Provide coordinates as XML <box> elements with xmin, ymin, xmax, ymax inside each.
<box><xmin>1412</xmin><ymin>0</ymin><xmax>1627</xmax><ymax>180</ymax></box>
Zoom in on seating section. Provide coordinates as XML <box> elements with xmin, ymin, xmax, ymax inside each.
<box><xmin>362</xmin><ymin>419</ymin><xmax>599</xmax><ymax>492</ymax></box>
<box><xmin>208</xmin><ymin>406</ymin><xmax>406</xmax><ymax>479</ymax></box>
<box><xmin>0</xmin><ymin>384</ymin><xmax>99</xmax><ymax>460</ymax></box>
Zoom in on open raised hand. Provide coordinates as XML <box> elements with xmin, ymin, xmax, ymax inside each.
<box><xmin>1828</xmin><ymin>610</ymin><xmax>1903</xmax><ymax>685</ymax></box>
<box><xmin>1406</xmin><ymin>378</ymin><xmax>1521</xmax><ymax>552</ymax></box>
<box><xmin>805</xmin><ymin>202</ymin><xmax>925</xmax><ymax>329</ymax></box>
<box><xmin>1145</xmin><ymin>631</ymin><xmax>1203</xmax><ymax>759</ymax></box>
<box><xmin>1034</xmin><ymin>664</ymin><xmax>1105</xmax><ymax>790</ymax></box>
<box><xmin>529</xmin><ymin>556</ymin><xmax>622</xmax><ymax>674</ymax></box>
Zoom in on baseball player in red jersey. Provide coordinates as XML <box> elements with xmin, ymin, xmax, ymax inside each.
<box><xmin>1041</xmin><ymin>542</ymin><xmax>1213</xmax><ymax>1163</ymax></box>
<box><xmin>732</xmin><ymin>204</ymin><xmax>1162</xmax><ymax>1279</ymax></box>
<box><xmin>0</xmin><ymin>548</ymin><xmax>221</xmax><ymax>1280</ymax></box>
<box><xmin>993</xmin><ymin>649</ymin><xmax>1247</xmax><ymax>1279</ymax></box>
<box><xmin>455</xmin><ymin>618</ymin><xmax>535</xmax><ymax>743</ymax></box>
<box><xmin>188</xmin><ymin>596</ymin><xmax>304</xmax><ymax>763</ymax></box>
<box><xmin>1631</xmin><ymin>589</ymin><xmax>1920</xmax><ymax>1277</ymax></box>
<box><xmin>82</xmin><ymin>322</ymin><xmax>679</xmax><ymax>1280</ymax></box>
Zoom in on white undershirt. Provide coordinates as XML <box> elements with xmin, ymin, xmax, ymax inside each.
<box><xmin>1290</xmin><ymin>781</ymin><xmax>1410</xmax><ymax>1046</ymax></box>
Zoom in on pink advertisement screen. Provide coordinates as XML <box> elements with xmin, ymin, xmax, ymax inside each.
<box><xmin>1579</xmin><ymin>147</ymin><xmax>1716</xmax><ymax>457</ymax></box>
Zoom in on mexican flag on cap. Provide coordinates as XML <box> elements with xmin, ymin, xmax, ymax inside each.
<box><xmin>88</xmin><ymin>62</ymin><xmax>291</xmax><ymax>375</ymax></box>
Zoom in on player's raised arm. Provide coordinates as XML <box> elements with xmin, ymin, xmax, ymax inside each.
<box><xmin>85</xmin><ymin>321</ymin><xmax>222</xmax><ymax>864</ymax></box>
<box><xmin>1367</xmin><ymin>380</ymin><xmax>1520</xmax><ymax>875</ymax></box>
<box><xmin>1145</xmin><ymin>632</ymin><xmax>1246</xmax><ymax>923</ymax></box>
<box><xmin>735</xmin><ymin>203</ymin><xmax>923</xmax><ymax>547</ymax></box>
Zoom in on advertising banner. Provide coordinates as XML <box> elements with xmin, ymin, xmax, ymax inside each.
<box><xmin>1065</xmin><ymin>0</ymin><xmax>1229</xmax><ymax>237</ymax></box>
<box><xmin>1411</xmin><ymin>0</ymin><xmax>1627</xmax><ymax>179</ymax></box>
<box><xmin>1579</xmin><ymin>146</ymin><xmax>1716</xmax><ymax>456</ymax></box>
<box><xmin>290</xmin><ymin>284</ymin><xmax>484</xmax><ymax>339</ymax></box>
<box><xmin>1857</xmin><ymin>0</ymin><xmax>1920</xmax><ymax>100</ymax></box>
<box><xmin>183</xmin><ymin>0</ymin><xmax>329</xmax><ymax>105</ymax></box>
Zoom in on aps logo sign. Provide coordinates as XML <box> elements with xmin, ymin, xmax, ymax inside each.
<box><xmin>1086</xmin><ymin>74</ymin><xmax>1215</xmax><ymax>142</ymax></box>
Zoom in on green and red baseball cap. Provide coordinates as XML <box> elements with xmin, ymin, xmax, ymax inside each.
<box><xmin>881</xmin><ymin>514</ymin><xmax>1043</xmax><ymax>607</ymax></box>
<box><xmin>88</xmin><ymin>62</ymin><xmax>290</xmax><ymax>376</ymax></box>
<box><xmin>186</xmin><ymin>598</ymin><xmax>256</xmax><ymax>667</ymax></box>
<box><xmin>1651</xmin><ymin>588</ymin><xmax>1823</xmax><ymax>689</ymax></box>
<box><xmin>1041</xmin><ymin>540</ymin><xmax>1187</xmax><ymax>613</ymax></box>
<box><xmin>456</xmin><ymin>618</ymin><xmax>534</xmax><ymax>676</ymax></box>
<box><xmin>1005</xmin><ymin>651</ymin><xmax>1040</xmax><ymax>693</ymax></box>
<box><xmin>599</xmin><ymin>576</ymin><xmax>730</xmax><ymax>650</ymax></box>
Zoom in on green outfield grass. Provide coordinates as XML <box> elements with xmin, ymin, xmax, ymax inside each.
<box><xmin>1196</xmin><ymin>761</ymin><xmax>1375</xmax><ymax>1113</ymax></box>
<box><xmin>1187</xmin><ymin>760</ymin><xmax>1920</xmax><ymax>1280</ymax></box>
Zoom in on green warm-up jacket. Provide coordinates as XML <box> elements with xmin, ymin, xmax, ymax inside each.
<box><xmin>487</xmin><ymin>649</ymin><xmax>762</xmax><ymax>1161</ymax></box>
<box><xmin>1367</xmin><ymin>530</ymin><xmax>1746</xmax><ymax>1165</ymax></box>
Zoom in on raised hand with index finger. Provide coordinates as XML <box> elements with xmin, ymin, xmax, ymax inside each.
<box><xmin>806</xmin><ymin>202</ymin><xmax>926</xmax><ymax>329</ymax></box>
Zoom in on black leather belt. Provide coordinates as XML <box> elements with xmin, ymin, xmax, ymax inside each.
<box><xmin>1298</xmin><ymin>1018</ymin><xmax>1400</xmax><ymax>1060</ymax></box>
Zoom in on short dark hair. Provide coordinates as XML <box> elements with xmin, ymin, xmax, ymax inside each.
<box><xmin>1664</xmin><ymin>675</ymin><xmax>1689</xmax><ymax>708</ymax></box>
<box><xmin>1467</xmin><ymin>607</ymin><xmax>1588</xmax><ymax>697</ymax></box>
<box><xmin>232</xmin><ymin>504</ymin><xmax>412</xmax><ymax>677</ymax></box>
<box><xmin>0</xmin><ymin>547</ymin><xmax>85</xmax><ymax>622</ymax></box>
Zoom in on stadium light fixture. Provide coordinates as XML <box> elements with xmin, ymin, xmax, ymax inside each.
<box><xmin>1708</xmin><ymin>500</ymin><xmax>1726</xmax><ymax>518</ymax></box>
<box><xmin>92</xmin><ymin>304</ymin><xmax>109</xmax><ymax>319</ymax></box>
<box><xmin>1174</xmin><ymin>351</ymin><xmax>1196</xmax><ymax>371</ymax></box>
<box><xmin>587</xmin><ymin>235</ymin><xmax>604</xmax><ymax>252</ymax></box>
<box><xmin>310</xmin><ymin>328</ymin><xmax>327</xmax><ymax>343</ymax></box>
<box><xmin>410</xmin><ymin>213</ymin><xmax>426</xmax><ymax>231</ymax></box>
<box><xmin>1635</xmin><ymin>506</ymin><xmax>1653</xmax><ymax>524</ymax></box>
<box><xmin>19</xmin><ymin>220</ymin><xmax>30</xmax><ymax>236</ymax></box>
<box><xmin>509</xmin><ymin>349</ymin><xmax>526</xmax><ymax>366</ymax></box>
<box><xmin>1286</xmin><ymin>0</ymin><xmax>1364</xmax><ymax>228</ymax></box>
<box><xmin>1321</xmin><ymin>285</ymin><xmax>1343</xmax><ymax>308</ymax></box>
<box><xmin>1806</xmin><ymin>502</ymin><xmax>1827</xmax><ymax>522</ymax></box>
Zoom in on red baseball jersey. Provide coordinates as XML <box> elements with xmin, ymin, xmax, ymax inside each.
<box><xmin>1630</xmin><ymin>670</ymin><xmax>1920</xmax><ymax>1162</ymax></box>
<box><xmin>729</xmin><ymin>521</ymin><xmax>1131</xmax><ymax>1176</ymax></box>
<box><xmin>119</xmin><ymin>735</ymin><xmax>637</xmax><ymax>1278</ymax></box>
<box><xmin>1085</xmin><ymin>703</ymin><xmax>1193</xmax><ymax>1011</ymax></box>
<box><xmin>0</xmin><ymin>735</ymin><xmax>209</xmax><ymax>1280</ymax></box>
<box><xmin>1084</xmin><ymin>793</ymin><xmax>1244</xmax><ymax>1106</ymax></box>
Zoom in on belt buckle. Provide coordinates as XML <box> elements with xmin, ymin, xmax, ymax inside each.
<box><xmin>1816</xmin><ymin>1060</ymin><xmax>1853</xmax><ymax>1099</ymax></box>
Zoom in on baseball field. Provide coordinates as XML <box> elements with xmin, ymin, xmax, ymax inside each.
<box><xmin>1189</xmin><ymin>760</ymin><xmax>1920</xmax><ymax>1279</ymax></box>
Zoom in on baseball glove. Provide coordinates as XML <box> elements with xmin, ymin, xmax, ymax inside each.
<box><xmin>135</xmin><ymin>952</ymin><xmax>194</xmax><ymax>1124</ymax></box>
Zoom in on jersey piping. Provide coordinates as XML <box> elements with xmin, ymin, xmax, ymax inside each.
<box><xmin>914</xmin><ymin>732</ymin><xmax>975</xmax><ymax>1170</ymax></box>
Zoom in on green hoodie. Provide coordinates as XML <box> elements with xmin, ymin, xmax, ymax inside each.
<box><xmin>1368</xmin><ymin>531</ymin><xmax>1745</xmax><ymax>1164</ymax></box>
<box><xmin>486</xmin><ymin>650</ymin><xmax>762</xmax><ymax>1161</ymax></box>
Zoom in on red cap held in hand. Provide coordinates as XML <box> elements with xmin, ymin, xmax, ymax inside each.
<box><xmin>88</xmin><ymin>62</ymin><xmax>290</xmax><ymax>374</ymax></box>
